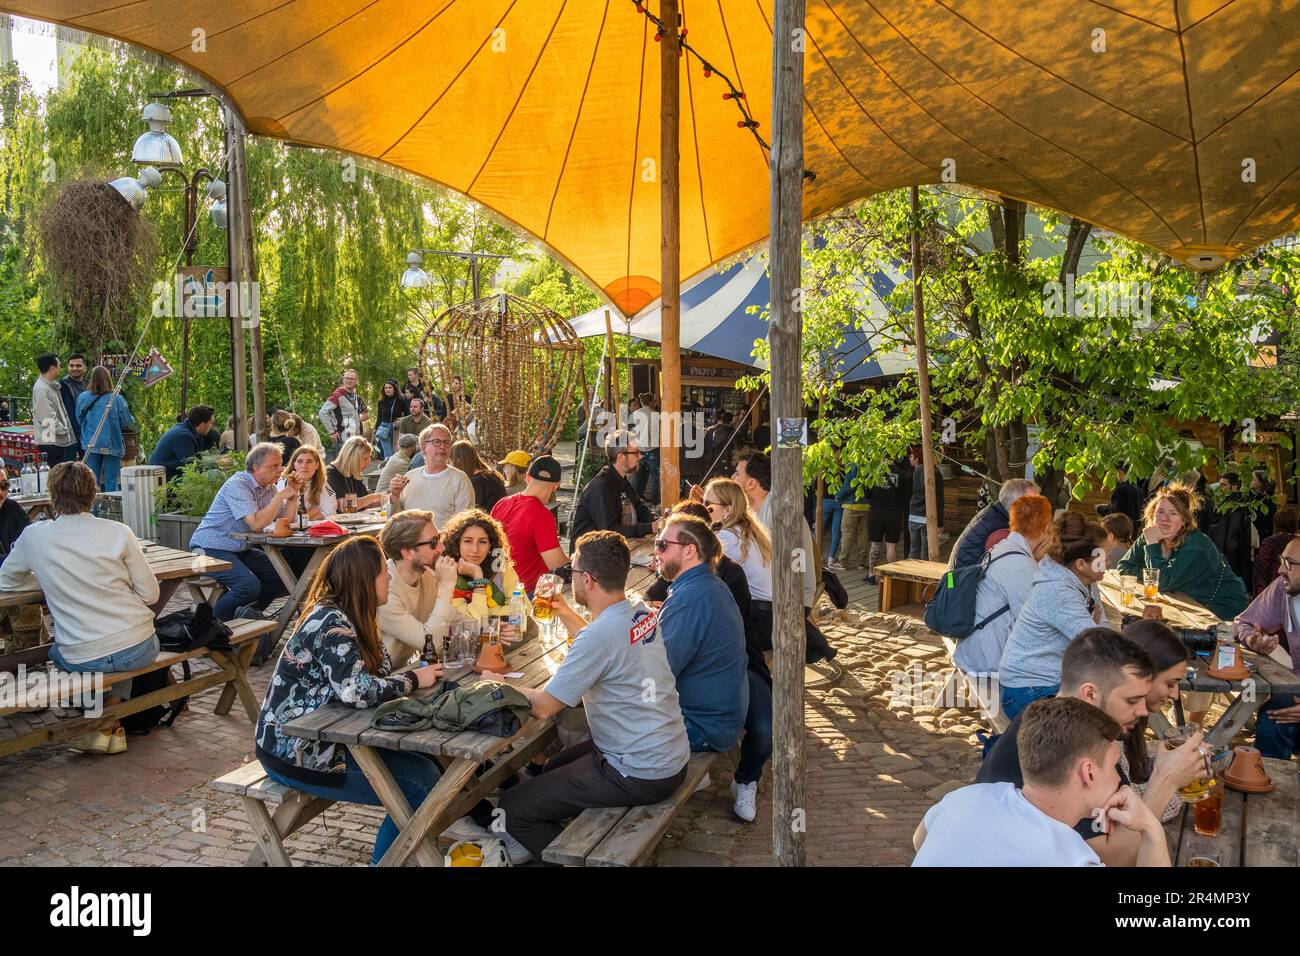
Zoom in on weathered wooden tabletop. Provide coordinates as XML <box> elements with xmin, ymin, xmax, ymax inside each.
<box><xmin>1165</xmin><ymin>756</ymin><xmax>1299</xmax><ymax>866</ymax></box>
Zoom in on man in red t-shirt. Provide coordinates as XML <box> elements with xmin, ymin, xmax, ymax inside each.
<box><xmin>492</xmin><ymin>455</ymin><xmax>570</xmax><ymax>594</ymax></box>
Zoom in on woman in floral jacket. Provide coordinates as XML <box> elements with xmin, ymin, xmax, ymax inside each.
<box><xmin>255</xmin><ymin>534</ymin><xmax>474</xmax><ymax>863</ymax></box>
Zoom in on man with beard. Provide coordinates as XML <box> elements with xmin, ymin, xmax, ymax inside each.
<box><xmin>1234</xmin><ymin>537</ymin><xmax>1300</xmax><ymax>758</ymax></box>
<box><xmin>568</xmin><ymin>429</ymin><xmax>656</xmax><ymax>550</ymax></box>
<box><xmin>978</xmin><ymin>628</ymin><xmax>1205</xmax><ymax>866</ymax></box>
<box><xmin>653</xmin><ymin>514</ymin><xmax>747</xmax><ymax>756</ymax></box>
<box><xmin>376</xmin><ymin>509</ymin><xmax>459</xmax><ymax>667</ymax></box>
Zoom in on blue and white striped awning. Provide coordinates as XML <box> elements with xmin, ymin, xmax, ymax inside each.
<box><xmin>569</xmin><ymin>254</ymin><xmax>916</xmax><ymax>382</ymax></box>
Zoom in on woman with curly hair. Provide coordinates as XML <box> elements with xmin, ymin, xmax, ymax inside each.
<box><xmin>1117</xmin><ymin>482</ymin><xmax>1248</xmax><ymax>619</ymax></box>
<box><xmin>440</xmin><ymin>508</ymin><xmax>523</xmax><ymax>630</ymax></box>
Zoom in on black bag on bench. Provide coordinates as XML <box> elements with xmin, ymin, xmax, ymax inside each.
<box><xmin>155</xmin><ymin>604</ymin><xmax>232</xmax><ymax>653</ymax></box>
<box><xmin>119</xmin><ymin>662</ymin><xmax>191</xmax><ymax>736</ymax></box>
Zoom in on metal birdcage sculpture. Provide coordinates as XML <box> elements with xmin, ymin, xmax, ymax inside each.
<box><xmin>417</xmin><ymin>294</ymin><xmax>583</xmax><ymax>462</ymax></box>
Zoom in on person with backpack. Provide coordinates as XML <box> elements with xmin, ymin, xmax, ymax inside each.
<box><xmin>952</xmin><ymin>494</ymin><xmax>1052</xmax><ymax>679</ymax></box>
<box><xmin>0</xmin><ymin>462</ymin><xmax>160</xmax><ymax>755</ymax></box>
<box><xmin>489</xmin><ymin>531</ymin><xmax>690</xmax><ymax>863</ymax></box>
<box><xmin>75</xmin><ymin>365</ymin><xmax>135</xmax><ymax>493</ymax></box>
<box><xmin>255</xmin><ymin>534</ymin><xmax>515</xmax><ymax>864</ymax></box>
<box><xmin>318</xmin><ymin>368</ymin><xmax>368</xmax><ymax>459</ymax></box>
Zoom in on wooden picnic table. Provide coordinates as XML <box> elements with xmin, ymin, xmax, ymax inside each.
<box><xmin>10</xmin><ymin>491</ymin><xmax>119</xmax><ymax>522</ymax></box>
<box><xmin>876</xmin><ymin>558</ymin><xmax>946</xmax><ymax>612</ymax></box>
<box><xmin>0</xmin><ymin>540</ymin><xmax>231</xmax><ymax>614</ymax></box>
<box><xmin>282</xmin><ymin>626</ymin><xmax>567</xmax><ymax>867</ymax></box>
<box><xmin>231</xmin><ymin>511</ymin><xmax>386</xmax><ymax>655</ymax></box>
<box><xmin>1097</xmin><ymin>568</ymin><xmax>1220</xmax><ymax>631</ymax></box>
<box><xmin>1164</xmin><ymin>756</ymin><xmax>1299</xmax><ymax>866</ymax></box>
<box><xmin>624</xmin><ymin>537</ymin><xmax>658</xmax><ymax>596</ymax></box>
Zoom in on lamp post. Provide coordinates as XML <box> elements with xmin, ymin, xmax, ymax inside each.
<box><xmin>129</xmin><ymin>90</ymin><xmax>228</xmax><ymax>416</ymax></box>
<box><xmin>400</xmin><ymin>248</ymin><xmax>508</xmax><ymax>304</ymax></box>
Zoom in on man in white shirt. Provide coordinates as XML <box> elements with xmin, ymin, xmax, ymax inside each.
<box><xmin>386</xmin><ymin>423</ymin><xmax>473</xmax><ymax>527</ymax></box>
<box><xmin>376</xmin><ymin>509</ymin><xmax>459</xmax><ymax>667</ymax></box>
<box><xmin>913</xmin><ymin>696</ymin><xmax>1170</xmax><ymax>867</ymax></box>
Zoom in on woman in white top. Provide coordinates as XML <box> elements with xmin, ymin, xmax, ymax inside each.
<box><xmin>704</xmin><ymin>477</ymin><xmax>773</xmax><ymax>609</ymax></box>
<box><xmin>953</xmin><ymin>494</ymin><xmax>1053</xmax><ymax>677</ymax></box>
<box><xmin>276</xmin><ymin>445</ymin><xmax>336</xmax><ymax>520</ymax></box>
<box><xmin>0</xmin><ymin>461</ymin><xmax>160</xmax><ymax>755</ymax></box>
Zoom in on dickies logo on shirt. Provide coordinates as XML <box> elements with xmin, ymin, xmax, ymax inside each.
<box><xmin>629</xmin><ymin>607</ymin><xmax>658</xmax><ymax>645</ymax></box>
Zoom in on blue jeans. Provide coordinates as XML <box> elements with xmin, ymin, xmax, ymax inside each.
<box><xmin>264</xmin><ymin>749</ymin><xmax>443</xmax><ymax>865</ymax></box>
<box><xmin>1000</xmin><ymin>684</ymin><xmax>1058</xmax><ymax>722</ymax></box>
<box><xmin>821</xmin><ymin>498</ymin><xmax>843</xmax><ymax>559</ymax></box>
<box><xmin>375</xmin><ymin>426</ymin><xmax>394</xmax><ymax>461</ymax></box>
<box><xmin>1255</xmin><ymin>692</ymin><xmax>1300</xmax><ymax>759</ymax></box>
<box><xmin>83</xmin><ymin>452</ymin><xmax>122</xmax><ymax>492</ymax></box>
<box><xmin>50</xmin><ymin>634</ymin><xmax>159</xmax><ymax>699</ymax></box>
<box><xmin>907</xmin><ymin>517</ymin><xmax>929</xmax><ymax>559</ymax></box>
<box><xmin>199</xmin><ymin>547</ymin><xmax>288</xmax><ymax>620</ymax></box>
<box><xmin>736</xmin><ymin>670</ymin><xmax>773</xmax><ymax>784</ymax></box>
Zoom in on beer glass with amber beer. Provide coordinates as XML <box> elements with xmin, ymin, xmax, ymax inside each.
<box><xmin>534</xmin><ymin>573</ymin><xmax>561</xmax><ymax>640</ymax></box>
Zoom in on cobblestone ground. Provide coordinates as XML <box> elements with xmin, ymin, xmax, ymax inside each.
<box><xmin>0</xmin><ymin>613</ymin><xmax>984</xmax><ymax>867</ymax></box>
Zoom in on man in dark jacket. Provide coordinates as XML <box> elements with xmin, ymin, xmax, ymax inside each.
<box><xmin>948</xmin><ymin>477</ymin><xmax>1040</xmax><ymax>570</ymax></box>
<box><xmin>150</xmin><ymin>405</ymin><xmax>218</xmax><ymax>480</ymax></box>
<box><xmin>58</xmin><ymin>353</ymin><xmax>89</xmax><ymax>453</ymax></box>
<box><xmin>906</xmin><ymin>446</ymin><xmax>945</xmax><ymax>560</ymax></box>
<box><xmin>703</xmin><ymin>411</ymin><xmax>736</xmax><ymax>479</ymax></box>
<box><xmin>568</xmin><ymin>429</ymin><xmax>656</xmax><ymax>550</ymax></box>
<box><xmin>1095</xmin><ymin>462</ymin><xmax>1142</xmax><ymax>524</ymax></box>
<box><xmin>1209</xmin><ymin>473</ymin><xmax>1254</xmax><ymax>584</ymax></box>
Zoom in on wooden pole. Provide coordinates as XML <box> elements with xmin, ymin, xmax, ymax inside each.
<box><xmin>223</xmin><ymin>108</ymin><xmax>249</xmax><ymax>451</ymax></box>
<box><xmin>659</xmin><ymin>0</ymin><xmax>682</xmax><ymax>507</ymax></box>
<box><xmin>770</xmin><ymin>0</ymin><xmax>806</xmax><ymax>867</ymax></box>
<box><xmin>226</xmin><ymin>112</ymin><xmax>266</xmax><ymax>441</ymax></box>
<box><xmin>911</xmin><ymin>186</ymin><xmax>940</xmax><ymax>558</ymax></box>
<box><xmin>604</xmin><ymin>309</ymin><xmax>621</xmax><ymax>427</ymax></box>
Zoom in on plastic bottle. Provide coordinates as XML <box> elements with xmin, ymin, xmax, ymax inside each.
<box><xmin>19</xmin><ymin>455</ymin><xmax>36</xmax><ymax>496</ymax></box>
<box><xmin>36</xmin><ymin>453</ymin><xmax>48</xmax><ymax>493</ymax></box>
<box><xmin>508</xmin><ymin>586</ymin><xmax>527</xmax><ymax>630</ymax></box>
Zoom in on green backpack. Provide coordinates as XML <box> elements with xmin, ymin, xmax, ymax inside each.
<box><xmin>370</xmin><ymin>680</ymin><xmax>532</xmax><ymax>737</ymax></box>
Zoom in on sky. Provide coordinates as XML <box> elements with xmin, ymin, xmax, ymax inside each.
<box><xmin>7</xmin><ymin>15</ymin><xmax>60</xmax><ymax>95</ymax></box>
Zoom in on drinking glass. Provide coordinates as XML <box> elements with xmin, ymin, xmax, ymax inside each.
<box><xmin>1143</xmin><ymin>568</ymin><xmax>1160</xmax><ymax>600</ymax></box>
<box><xmin>534</xmin><ymin>574</ymin><xmax>561</xmax><ymax>639</ymax></box>
<box><xmin>1120</xmin><ymin>574</ymin><xmax>1138</xmax><ymax>608</ymax></box>
<box><xmin>457</xmin><ymin>622</ymin><xmax>478</xmax><ymax>665</ymax></box>
<box><xmin>1192</xmin><ymin>783</ymin><xmax>1222</xmax><ymax>836</ymax></box>
<box><xmin>1188</xmin><ymin>855</ymin><xmax>1219</xmax><ymax>867</ymax></box>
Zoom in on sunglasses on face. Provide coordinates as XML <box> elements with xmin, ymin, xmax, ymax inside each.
<box><xmin>414</xmin><ymin>538</ymin><xmax>439</xmax><ymax>549</ymax></box>
<box><xmin>654</xmin><ymin>538</ymin><xmax>689</xmax><ymax>552</ymax></box>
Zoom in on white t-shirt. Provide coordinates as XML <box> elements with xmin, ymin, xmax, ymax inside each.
<box><xmin>912</xmin><ymin>782</ymin><xmax>1103</xmax><ymax>867</ymax></box>
<box><xmin>755</xmin><ymin>494</ymin><xmax>815</xmax><ymax>606</ymax></box>
<box><xmin>719</xmin><ymin>526</ymin><xmax>773</xmax><ymax>601</ymax></box>
<box><xmin>393</xmin><ymin>465</ymin><xmax>474</xmax><ymax>528</ymax></box>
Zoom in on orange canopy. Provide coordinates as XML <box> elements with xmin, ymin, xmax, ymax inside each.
<box><xmin>9</xmin><ymin>1</ymin><xmax>1300</xmax><ymax>314</ymax></box>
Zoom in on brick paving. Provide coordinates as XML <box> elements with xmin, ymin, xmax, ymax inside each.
<box><xmin>0</xmin><ymin>608</ymin><xmax>988</xmax><ymax>867</ymax></box>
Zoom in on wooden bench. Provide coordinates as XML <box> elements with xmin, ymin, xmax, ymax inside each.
<box><xmin>936</xmin><ymin>636</ymin><xmax>1010</xmax><ymax>734</ymax></box>
<box><xmin>876</xmin><ymin>559</ymin><xmax>946</xmax><ymax>613</ymax></box>
<box><xmin>542</xmin><ymin>751</ymin><xmax>722</xmax><ymax>866</ymax></box>
<box><xmin>0</xmin><ymin>618</ymin><xmax>275</xmax><ymax>759</ymax></box>
<box><xmin>211</xmin><ymin>760</ymin><xmax>334</xmax><ymax>867</ymax></box>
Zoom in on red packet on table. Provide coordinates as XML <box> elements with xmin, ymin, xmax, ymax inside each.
<box><xmin>307</xmin><ymin>520</ymin><xmax>349</xmax><ymax>537</ymax></box>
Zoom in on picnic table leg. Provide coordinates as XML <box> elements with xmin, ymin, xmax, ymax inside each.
<box><xmin>240</xmin><ymin>795</ymin><xmax>295</xmax><ymax>867</ymax></box>
<box><xmin>264</xmin><ymin>545</ymin><xmax>324</xmax><ymax>655</ymax></box>
<box><xmin>149</xmin><ymin>579</ymin><xmax>180</xmax><ymax>615</ymax></box>
<box><xmin>1205</xmin><ymin>693</ymin><xmax>1263</xmax><ymax>749</ymax></box>
<box><xmin>349</xmin><ymin>744</ymin><xmax>447</xmax><ymax>868</ymax></box>
<box><xmin>244</xmin><ymin>795</ymin><xmax>333</xmax><ymax>867</ymax></box>
<box><xmin>376</xmin><ymin>757</ymin><xmax>482</xmax><ymax>868</ymax></box>
<box><xmin>211</xmin><ymin>639</ymin><xmax>260</xmax><ymax>720</ymax></box>
<box><xmin>878</xmin><ymin>575</ymin><xmax>893</xmax><ymax>612</ymax></box>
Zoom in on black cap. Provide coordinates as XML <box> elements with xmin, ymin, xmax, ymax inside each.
<box><xmin>529</xmin><ymin>455</ymin><xmax>562</xmax><ymax>482</ymax></box>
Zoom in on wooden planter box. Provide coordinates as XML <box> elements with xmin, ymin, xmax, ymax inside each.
<box><xmin>156</xmin><ymin>512</ymin><xmax>203</xmax><ymax>551</ymax></box>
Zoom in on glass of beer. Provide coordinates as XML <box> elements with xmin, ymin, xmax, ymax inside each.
<box><xmin>1192</xmin><ymin>783</ymin><xmax>1223</xmax><ymax>836</ymax></box>
<box><xmin>1188</xmin><ymin>855</ymin><xmax>1219</xmax><ymax>867</ymax></box>
<box><xmin>1143</xmin><ymin>568</ymin><xmax>1160</xmax><ymax>600</ymax></box>
<box><xmin>1120</xmin><ymin>574</ymin><xmax>1138</xmax><ymax>608</ymax></box>
<box><xmin>534</xmin><ymin>573</ymin><xmax>561</xmax><ymax>638</ymax></box>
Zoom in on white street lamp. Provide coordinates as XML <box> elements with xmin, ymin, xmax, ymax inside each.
<box><xmin>401</xmin><ymin>250</ymin><xmax>433</xmax><ymax>288</ymax></box>
<box><xmin>108</xmin><ymin>165</ymin><xmax>162</xmax><ymax>211</ymax></box>
<box><xmin>207</xmin><ymin>178</ymin><xmax>227</xmax><ymax>230</ymax></box>
<box><xmin>131</xmin><ymin>101</ymin><xmax>184</xmax><ymax>168</ymax></box>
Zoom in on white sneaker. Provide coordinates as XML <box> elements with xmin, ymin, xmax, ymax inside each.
<box><xmin>731</xmin><ymin>779</ymin><xmax>758</xmax><ymax>822</ymax></box>
<box><xmin>693</xmin><ymin>772</ymin><xmax>712</xmax><ymax>794</ymax></box>
<box><xmin>442</xmin><ymin>816</ymin><xmax>492</xmax><ymax>844</ymax></box>
<box><xmin>498</xmin><ymin>831</ymin><xmax>533</xmax><ymax>866</ymax></box>
<box><xmin>826</xmin><ymin>559</ymin><xmax>846</xmax><ymax>571</ymax></box>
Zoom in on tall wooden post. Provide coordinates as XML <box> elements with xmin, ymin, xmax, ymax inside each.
<box><xmin>223</xmin><ymin>108</ymin><xmax>250</xmax><ymax>451</ymax></box>
<box><xmin>659</xmin><ymin>0</ymin><xmax>682</xmax><ymax>507</ymax></box>
<box><xmin>770</xmin><ymin>0</ymin><xmax>806</xmax><ymax>867</ymax></box>
<box><xmin>604</xmin><ymin>309</ymin><xmax>621</xmax><ymax>427</ymax></box>
<box><xmin>911</xmin><ymin>186</ymin><xmax>940</xmax><ymax>558</ymax></box>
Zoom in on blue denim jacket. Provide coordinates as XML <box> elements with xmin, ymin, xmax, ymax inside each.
<box><xmin>75</xmin><ymin>391</ymin><xmax>135</xmax><ymax>456</ymax></box>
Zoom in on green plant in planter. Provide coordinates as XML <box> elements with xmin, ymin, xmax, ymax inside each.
<box><xmin>154</xmin><ymin>450</ymin><xmax>246</xmax><ymax>517</ymax></box>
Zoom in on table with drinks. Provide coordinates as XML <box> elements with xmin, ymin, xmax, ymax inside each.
<box><xmin>230</xmin><ymin>505</ymin><xmax>386</xmax><ymax>654</ymax></box>
<box><xmin>1163</xmin><ymin>752</ymin><xmax>1298</xmax><ymax>866</ymax></box>
<box><xmin>281</xmin><ymin>587</ymin><xmax>573</xmax><ymax>867</ymax></box>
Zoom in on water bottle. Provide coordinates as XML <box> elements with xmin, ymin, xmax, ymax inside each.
<box><xmin>508</xmin><ymin>586</ymin><xmax>526</xmax><ymax>630</ymax></box>
<box><xmin>36</xmin><ymin>453</ymin><xmax>48</xmax><ymax>493</ymax></box>
<box><xmin>20</xmin><ymin>455</ymin><xmax>36</xmax><ymax>496</ymax></box>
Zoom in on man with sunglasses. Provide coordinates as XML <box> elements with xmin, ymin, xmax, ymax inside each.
<box><xmin>0</xmin><ymin>473</ymin><xmax>29</xmax><ymax>568</ymax></box>
<box><xmin>376</xmin><ymin>509</ymin><xmax>459</xmax><ymax>667</ymax></box>
<box><xmin>653</xmin><ymin>515</ymin><xmax>747</xmax><ymax>755</ymax></box>
<box><xmin>568</xmin><ymin>429</ymin><xmax>656</xmax><ymax>551</ymax></box>
<box><xmin>386</xmin><ymin>423</ymin><xmax>473</xmax><ymax>527</ymax></box>
<box><xmin>1234</xmin><ymin>537</ymin><xmax>1300</xmax><ymax>758</ymax></box>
